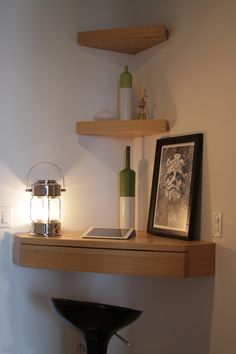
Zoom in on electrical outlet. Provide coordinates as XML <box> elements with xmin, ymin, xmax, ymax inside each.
<box><xmin>212</xmin><ymin>212</ymin><xmax>223</xmax><ymax>237</ymax></box>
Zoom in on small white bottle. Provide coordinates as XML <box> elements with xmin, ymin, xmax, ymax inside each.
<box><xmin>119</xmin><ymin>65</ymin><xmax>133</xmax><ymax>120</ymax></box>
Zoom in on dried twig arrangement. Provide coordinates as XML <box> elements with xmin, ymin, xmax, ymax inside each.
<box><xmin>134</xmin><ymin>74</ymin><xmax>150</xmax><ymax>119</ymax></box>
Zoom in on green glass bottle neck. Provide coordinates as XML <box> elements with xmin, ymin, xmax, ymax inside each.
<box><xmin>125</xmin><ymin>146</ymin><xmax>130</xmax><ymax>169</ymax></box>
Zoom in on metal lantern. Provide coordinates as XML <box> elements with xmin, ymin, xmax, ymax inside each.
<box><xmin>26</xmin><ymin>162</ymin><xmax>66</xmax><ymax>237</ymax></box>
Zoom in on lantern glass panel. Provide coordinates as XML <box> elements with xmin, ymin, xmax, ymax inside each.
<box><xmin>30</xmin><ymin>196</ymin><xmax>61</xmax><ymax>223</ymax></box>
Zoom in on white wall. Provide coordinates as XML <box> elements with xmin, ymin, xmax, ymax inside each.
<box><xmin>0</xmin><ymin>0</ymin><xmax>235</xmax><ymax>354</ymax></box>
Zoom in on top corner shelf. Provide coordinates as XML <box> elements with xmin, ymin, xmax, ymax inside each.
<box><xmin>77</xmin><ymin>25</ymin><xmax>168</xmax><ymax>55</ymax></box>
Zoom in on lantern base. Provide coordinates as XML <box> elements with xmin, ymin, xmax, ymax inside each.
<box><xmin>30</xmin><ymin>222</ymin><xmax>61</xmax><ymax>237</ymax></box>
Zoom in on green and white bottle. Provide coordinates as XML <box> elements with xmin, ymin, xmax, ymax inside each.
<box><xmin>119</xmin><ymin>65</ymin><xmax>133</xmax><ymax>120</ymax></box>
<box><xmin>119</xmin><ymin>146</ymin><xmax>135</xmax><ymax>228</ymax></box>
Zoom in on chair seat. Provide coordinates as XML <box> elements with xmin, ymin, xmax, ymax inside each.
<box><xmin>51</xmin><ymin>298</ymin><xmax>142</xmax><ymax>354</ymax></box>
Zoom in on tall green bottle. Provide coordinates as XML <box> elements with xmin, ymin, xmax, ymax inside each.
<box><xmin>119</xmin><ymin>146</ymin><xmax>135</xmax><ymax>228</ymax></box>
<box><xmin>119</xmin><ymin>65</ymin><xmax>133</xmax><ymax>120</ymax></box>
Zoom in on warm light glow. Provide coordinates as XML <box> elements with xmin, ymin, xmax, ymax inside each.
<box><xmin>30</xmin><ymin>196</ymin><xmax>61</xmax><ymax>223</ymax></box>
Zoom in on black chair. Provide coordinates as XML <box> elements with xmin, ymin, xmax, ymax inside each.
<box><xmin>51</xmin><ymin>298</ymin><xmax>142</xmax><ymax>354</ymax></box>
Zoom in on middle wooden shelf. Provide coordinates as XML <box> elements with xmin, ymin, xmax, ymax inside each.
<box><xmin>76</xmin><ymin>118</ymin><xmax>169</xmax><ymax>138</ymax></box>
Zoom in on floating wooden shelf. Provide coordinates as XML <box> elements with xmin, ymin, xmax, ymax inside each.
<box><xmin>77</xmin><ymin>25</ymin><xmax>168</xmax><ymax>55</ymax></box>
<box><xmin>13</xmin><ymin>232</ymin><xmax>215</xmax><ymax>278</ymax></box>
<box><xmin>76</xmin><ymin>119</ymin><xmax>169</xmax><ymax>138</ymax></box>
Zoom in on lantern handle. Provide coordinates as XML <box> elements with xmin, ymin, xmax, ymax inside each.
<box><xmin>26</xmin><ymin>161</ymin><xmax>66</xmax><ymax>192</ymax></box>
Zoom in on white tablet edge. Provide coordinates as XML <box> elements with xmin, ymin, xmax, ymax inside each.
<box><xmin>81</xmin><ymin>227</ymin><xmax>135</xmax><ymax>239</ymax></box>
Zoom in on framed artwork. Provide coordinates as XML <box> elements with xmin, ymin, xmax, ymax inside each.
<box><xmin>147</xmin><ymin>133</ymin><xmax>203</xmax><ymax>240</ymax></box>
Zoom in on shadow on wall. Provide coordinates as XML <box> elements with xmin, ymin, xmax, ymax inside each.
<box><xmin>29</xmin><ymin>294</ymin><xmax>74</xmax><ymax>354</ymax></box>
<box><xmin>0</xmin><ymin>232</ymin><xmax>16</xmax><ymax>353</ymax></box>
<box><xmin>208</xmin><ymin>244</ymin><xmax>236</xmax><ymax>354</ymax></box>
<box><xmin>130</xmin><ymin>276</ymin><xmax>215</xmax><ymax>354</ymax></box>
<box><xmin>137</xmin><ymin>139</ymin><xmax>149</xmax><ymax>231</ymax></box>
<box><xmin>131</xmin><ymin>40</ymin><xmax>177</xmax><ymax>129</ymax></box>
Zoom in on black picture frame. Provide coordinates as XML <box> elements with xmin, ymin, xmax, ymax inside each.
<box><xmin>147</xmin><ymin>133</ymin><xmax>203</xmax><ymax>240</ymax></box>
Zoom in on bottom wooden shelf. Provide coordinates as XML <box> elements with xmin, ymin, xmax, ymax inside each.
<box><xmin>13</xmin><ymin>232</ymin><xmax>215</xmax><ymax>278</ymax></box>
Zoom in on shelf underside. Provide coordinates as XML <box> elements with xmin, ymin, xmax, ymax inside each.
<box><xmin>76</xmin><ymin>119</ymin><xmax>169</xmax><ymax>138</ymax></box>
<box><xmin>77</xmin><ymin>25</ymin><xmax>168</xmax><ymax>54</ymax></box>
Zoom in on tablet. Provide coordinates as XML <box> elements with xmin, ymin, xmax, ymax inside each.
<box><xmin>81</xmin><ymin>227</ymin><xmax>135</xmax><ymax>240</ymax></box>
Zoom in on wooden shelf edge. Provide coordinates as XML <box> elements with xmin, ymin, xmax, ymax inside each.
<box><xmin>77</xmin><ymin>25</ymin><xmax>168</xmax><ymax>54</ymax></box>
<box><xmin>76</xmin><ymin>119</ymin><xmax>169</xmax><ymax>138</ymax></box>
<box><xmin>13</xmin><ymin>233</ymin><xmax>215</xmax><ymax>278</ymax></box>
